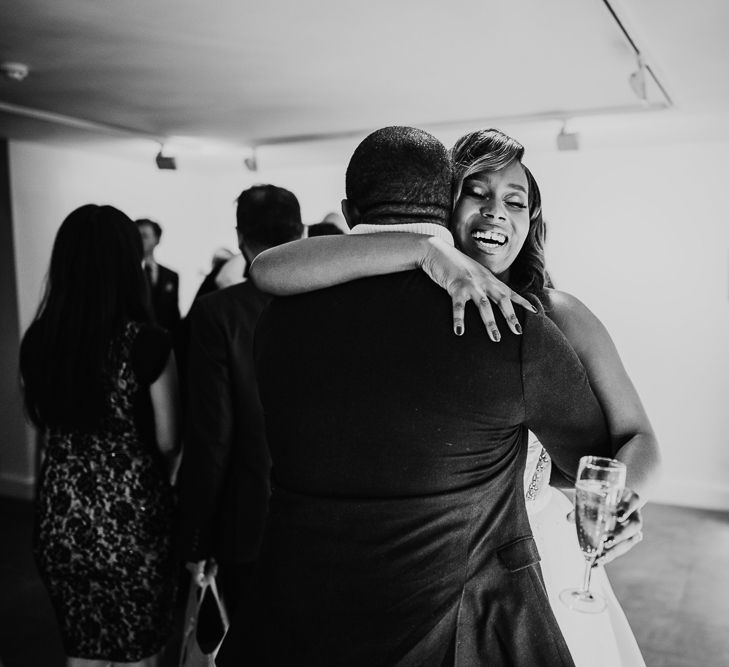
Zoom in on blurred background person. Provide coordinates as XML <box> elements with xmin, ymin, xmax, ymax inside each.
<box><xmin>320</xmin><ymin>210</ymin><xmax>348</xmax><ymax>233</ymax></box>
<box><xmin>192</xmin><ymin>247</ymin><xmax>237</xmax><ymax>303</ymax></box>
<box><xmin>306</xmin><ymin>221</ymin><xmax>344</xmax><ymax>237</ymax></box>
<box><xmin>20</xmin><ymin>204</ymin><xmax>180</xmax><ymax>667</ymax></box>
<box><xmin>213</xmin><ymin>252</ymin><xmax>246</xmax><ymax>291</ymax></box>
<box><xmin>176</xmin><ymin>185</ymin><xmax>303</xmax><ymax>617</ymax></box>
<box><xmin>136</xmin><ymin>218</ymin><xmax>181</xmax><ymax>335</ymax></box>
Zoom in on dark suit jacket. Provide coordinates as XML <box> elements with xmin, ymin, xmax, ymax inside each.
<box><xmin>148</xmin><ymin>263</ymin><xmax>180</xmax><ymax>334</ymax></box>
<box><xmin>176</xmin><ymin>280</ymin><xmax>271</xmax><ymax>566</ymax></box>
<box><xmin>219</xmin><ymin>270</ymin><xmax>612</xmax><ymax>666</ymax></box>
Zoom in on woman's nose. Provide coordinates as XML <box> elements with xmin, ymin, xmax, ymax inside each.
<box><xmin>480</xmin><ymin>201</ymin><xmax>506</xmax><ymax>220</ymax></box>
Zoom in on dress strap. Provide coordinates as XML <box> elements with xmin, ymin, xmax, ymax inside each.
<box><xmin>525</xmin><ymin>446</ymin><xmax>550</xmax><ymax>502</ymax></box>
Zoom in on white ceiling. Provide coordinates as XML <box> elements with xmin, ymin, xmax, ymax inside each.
<box><xmin>0</xmin><ymin>0</ymin><xmax>726</xmax><ymax>150</ymax></box>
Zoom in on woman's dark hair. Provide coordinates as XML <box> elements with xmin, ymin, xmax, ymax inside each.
<box><xmin>451</xmin><ymin>129</ymin><xmax>548</xmax><ymax>300</ymax></box>
<box><xmin>20</xmin><ymin>204</ymin><xmax>152</xmax><ymax>430</ymax></box>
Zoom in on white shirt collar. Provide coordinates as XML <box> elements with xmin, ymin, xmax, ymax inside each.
<box><xmin>350</xmin><ymin>222</ymin><xmax>454</xmax><ymax>246</ymax></box>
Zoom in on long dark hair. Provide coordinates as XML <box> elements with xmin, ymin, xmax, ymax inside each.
<box><xmin>20</xmin><ymin>204</ymin><xmax>152</xmax><ymax>430</ymax></box>
<box><xmin>451</xmin><ymin>129</ymin><xmax>548</xmax><ymax>300</ymax></box>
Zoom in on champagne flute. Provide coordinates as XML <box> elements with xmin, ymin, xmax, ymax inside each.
<box><xmin>559</xmin><ymin>456</ymin><xmax>626</xmax><ymax>614</ymax></box>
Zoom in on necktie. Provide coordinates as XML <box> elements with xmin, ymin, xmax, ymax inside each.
<box><xmin>144</xmin><ymin>263</ymin><xmax>155</xmax><ymax>287</ymax></box>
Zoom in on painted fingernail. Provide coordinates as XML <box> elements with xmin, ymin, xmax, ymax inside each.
<box><xmin>531</xmin><ymin>305</ymin><xmax>539</xmax><ymax>313</ymax></box>
<box><xmin>455</xmin><ymin>324</ymin><xmax>464</xmax><ymax>336</ymax></box>
<box><xmin>491</xmin><ymin>329</ymin><xmax>501</xmax><ymax>342</ymax></box>
<box><xmin>515</xmin><ymin>323</ymin><xmax>522</xmax><ymax>335</ymax></box>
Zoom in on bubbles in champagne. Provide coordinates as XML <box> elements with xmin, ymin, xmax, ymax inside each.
<box><xmin>575</xmin><ymin>479</ymin><xmax>621</xmax><ymax>559</ymax></box>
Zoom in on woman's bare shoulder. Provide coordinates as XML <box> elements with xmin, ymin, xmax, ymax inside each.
<box><xmin>542</xmin><ymin>288</ymin><xmax>609</xmax><ymax>347</ymax></box>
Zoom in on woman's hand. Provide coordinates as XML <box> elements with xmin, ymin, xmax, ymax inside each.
<box><xmin>595</xmin><ymin>488</ymin><xmax>644</xmax><ymax>566</ymax></box>
<box><xmin>420</xmin><ymin>237</ymin><xmax>538</xmax><ymax>341</ymax></box>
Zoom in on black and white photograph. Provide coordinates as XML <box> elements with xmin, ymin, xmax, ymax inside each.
<box><xmin>0</xmin><ymin>1</ymin><xmax>727</xmax><ymax>666</ymax></box>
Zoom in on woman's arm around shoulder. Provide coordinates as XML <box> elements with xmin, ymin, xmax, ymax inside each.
<box><xmin>249</xmin><ymin>234</ymin><xmax>433</xmax><ymax>295</ymax></box>
<box><xmin>250</xmin><ymin>233</ymin><xmax>536</xmax><ymax>338</ymax></box>
<box><xmin>544</xmin><ymin>288</ymin><xmax>662</xmax><ymax>504</ymax></box>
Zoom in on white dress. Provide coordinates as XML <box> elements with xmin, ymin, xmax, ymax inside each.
<box><xmin>524</xmin><ymin>435</ymin><xmax>646</xmax><ymax>667</ymax></box>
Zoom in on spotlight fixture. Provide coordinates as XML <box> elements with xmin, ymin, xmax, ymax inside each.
<box><xmin>629</xmin><ymin>55</ymin><xmax>648</xmax><ymax>104</ymax></box>
<box><xmin>155</xmin><ymin>146</ymin><xmax>177</xmax><ymax>170</ymax></box>
<box><xmin>556</xmin><ymin>122</ymin><xmax>579</xmax><ymax>152</ymax></box>
<box><xmin>0</xmin><ymin>61</ymin><xmax>30</xmax><ymax>82</ymax></box>
<box><xmin>243</xmin><ymin>149</ymin><xmax>258</xmax><ymax>172</ymax></box>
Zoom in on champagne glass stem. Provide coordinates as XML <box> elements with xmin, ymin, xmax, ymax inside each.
<box><xmin>580</xmin><ymin>558</ymin><xmax>595</xmax><ymax>598</ymax></box>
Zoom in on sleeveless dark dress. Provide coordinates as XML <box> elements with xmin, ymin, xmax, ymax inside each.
<box><xmin>32</xmin><ymin>321</ymin><xmax>176</xmax><ymax>661</ymax></box>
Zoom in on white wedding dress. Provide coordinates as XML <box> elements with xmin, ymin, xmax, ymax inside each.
<box><xmin>524</xmin><ymin>435</ymin><xmax>646</xmax><ymax>667</ymax></box>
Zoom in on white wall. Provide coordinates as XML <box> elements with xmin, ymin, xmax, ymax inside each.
<box><xmin>6</xmin><ymin>112</ymin><xmax>729</xmax><ymax>509</ymax></box>
<box><xmin>528</xmin><ymin>141</ymin><xmax>729</xmax><ymax>509</ymax></box>
<box><xmin>9</xmin><ymin>141</ymin><xmax>349</xmax><ymax>326</ymax></box>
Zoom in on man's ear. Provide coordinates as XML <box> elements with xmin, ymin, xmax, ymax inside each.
<box><xmin>341</xmin><ymin>199</ymin><xmax>360</xmax><ymax>230</ymax></box>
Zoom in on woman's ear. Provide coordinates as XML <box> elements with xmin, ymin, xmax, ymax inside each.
<box><xmin>341</xmin><ymin>199</ymin><xmax>359</xmax><ymax>229</ymax></box>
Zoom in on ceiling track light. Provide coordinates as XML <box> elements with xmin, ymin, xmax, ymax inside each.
<box><xmin>0</xmin><ymin>61</ymin><xmax>30</xmax><ymax>82</ymax></box>
<box><xmin>243</xmin><ymin>149</ymin><xmax>258</xmax><ymax>172</ymax></box>
<box><xmin>556</xmin><ymin>121</ymin><xmax>580</xmax><ymax>152</ymax></box>
<box><xmin>629</xmin><ymin>54</ymin><xmax>648</xmax><ymax>104</ymax></box>
<box><xmin>155</xmin><ymin>144</ymin><xmax>177</xmax><ymax>170</ymax></box>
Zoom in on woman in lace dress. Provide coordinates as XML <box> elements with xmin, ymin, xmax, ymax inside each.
<box><xmin>19</xmin><ymin>205</ymin><xmax>180</xmax><ymax>667</ymax></box>
<box><xmin>248</xmin><ymin>129</ymin><xmax>661</xmax><ymax>666</ymax></box>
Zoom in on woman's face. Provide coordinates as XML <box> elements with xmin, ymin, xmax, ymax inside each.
<box><xmin>451</xmin><ymin>161</ymin><xmax>530</xmax><ymax>279</ymax></box>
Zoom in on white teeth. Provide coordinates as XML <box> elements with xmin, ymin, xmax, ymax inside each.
<box><xmin>472</xmin><ymin>230</ymin><xmax>507</xmax><ymax>246</ymax></box>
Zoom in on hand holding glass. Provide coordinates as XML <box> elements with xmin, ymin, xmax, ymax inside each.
<box><xmin>559</xmin><ymin>456</ymin><xmax>626</xmax><ymax>613</ymax></box>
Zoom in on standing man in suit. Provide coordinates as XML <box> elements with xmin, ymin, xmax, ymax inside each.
<box><xmin>136</xmin><ymin>218</ymin><xmax>181</xmax><ymax>334</ymax></box>
<box><xmin>219</xmin><ymin>127</ymin><xmax>614</xmax><ymax>666</ymax></box>
<box><xmin>176</xmin><ymin>185</ymin><xmax>304</xmax><ymax>615</ymax></box>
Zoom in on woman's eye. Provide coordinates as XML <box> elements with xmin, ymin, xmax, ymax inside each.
<box><xmin>464</xmin><ymin>185</ymin><xmax>485</xmax><ymax>198</ymax></box>
<box><xmin>506</xmin><ymin>200</ymin><xmax>527</xmax><ymax>209</ymax></box>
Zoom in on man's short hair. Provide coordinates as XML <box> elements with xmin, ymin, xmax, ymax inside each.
<box><xmin>345</xmin><ymin>126</ymin><xmax>452</xmax><ymax>225</ymax></box>
<box><xmin>135</xmin><ymin>218</ymin><xmax>162</xmax><ymax>239</ymax></box>
<box><xmin>236</xmin><ymin>184</ymin><xmax>303</xmax><ymax>247</ymax></box>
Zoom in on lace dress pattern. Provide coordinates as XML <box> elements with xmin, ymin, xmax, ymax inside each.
<box><xmin>33</xmin><ymin>322</ymin><xmax>176</xmax><ymax>662</ymax></box>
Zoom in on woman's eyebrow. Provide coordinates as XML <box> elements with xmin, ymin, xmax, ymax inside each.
<box><xmin>507</xmin><ymin>183</ymin><xmax>527</xmax><ymax>194</ymax></box>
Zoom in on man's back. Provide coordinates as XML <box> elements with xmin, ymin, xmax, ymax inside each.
<box><xmin>178</xmin><ymin>281</ymin><xmax>271</xmax><ymax>570</ymax></box>
<box><xmin>245</xmin><ymin>270</ymin><xmax>610</xmax><ymax>666</ymax></box>
<box><xmin>259</xmin><ymin>272</ymin><xmax>525</xmax><ymax>498</ymax></box>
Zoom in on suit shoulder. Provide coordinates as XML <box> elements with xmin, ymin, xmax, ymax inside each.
<box><xmin>194</xmin><ymin>281</ymin><xmax>266</xmax><ymax>319</ymax></box>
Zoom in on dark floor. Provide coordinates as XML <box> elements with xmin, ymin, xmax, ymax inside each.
<box><xmin>0</xmin><ymin>498</ymin><xmax>727</xmax><ymax>667</ymax></box>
